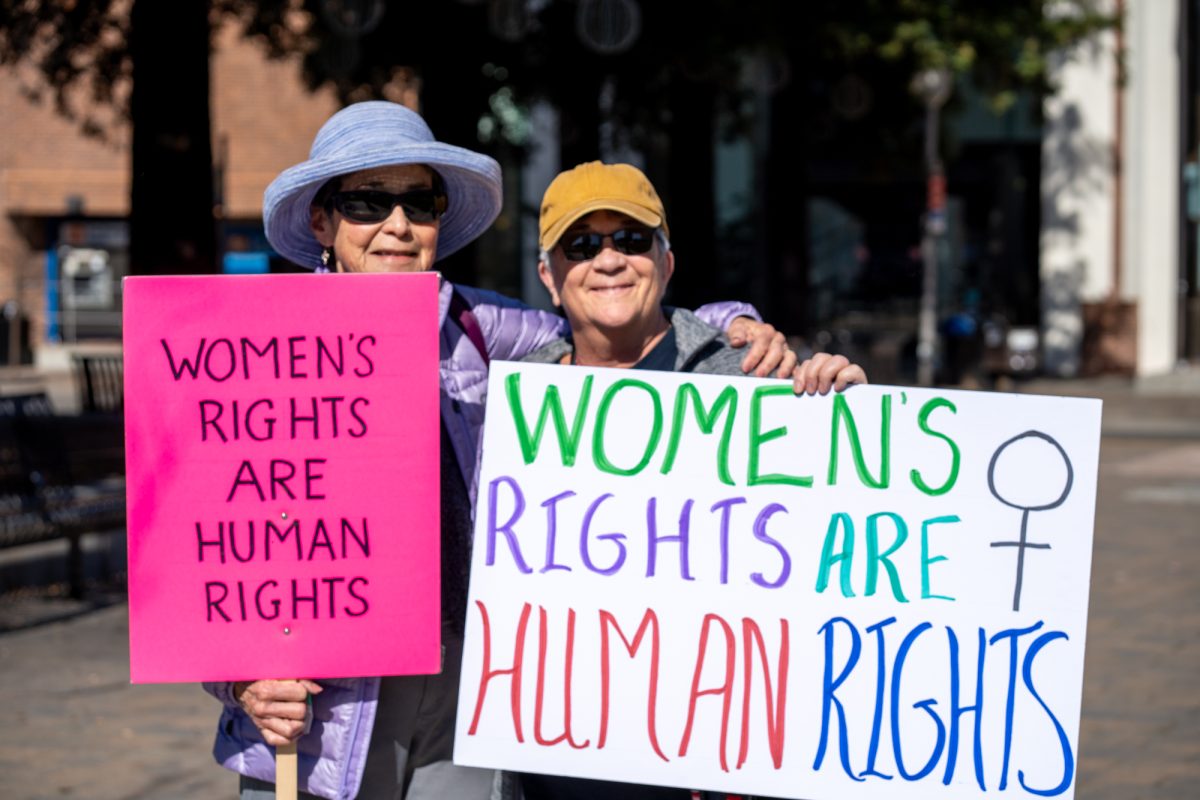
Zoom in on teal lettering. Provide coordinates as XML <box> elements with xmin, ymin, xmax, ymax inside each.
<box><xmin>866</xmin><ymin>512</ymin><xmax>909</xmax><ymax>602</ymax></box>
<box><xmin>922</xmin><ymin>515</ymin><xmax>958</xmax><ymax>601</ymax></box>
<box><xmin>816</xmin><ymin>513</ymin><xmax>856</xmax><ymax>597</ymax></box>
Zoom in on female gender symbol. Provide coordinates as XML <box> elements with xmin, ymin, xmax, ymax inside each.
<box><xmin>987</xmin><ymin>430</ymin><xmax>1074</xmax><ymax>612</ymax></box>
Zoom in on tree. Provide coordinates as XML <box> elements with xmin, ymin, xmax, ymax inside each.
<box><xmin>1</xmin><ymin>0</ymin><xmax>1116</xmax><ymax>288</ymax></box>
<box><xmin>2</xmin><ymin>0</ymin><xmax>216</xmax><ymax>275</ymax></box>
<box><xmin>129</xmin><ymin>0</ymin><xmax>216</xmax><ymax>276</ymax></box>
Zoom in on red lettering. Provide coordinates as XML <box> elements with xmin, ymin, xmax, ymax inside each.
<box><xmin>533</xmin><ymin>607</ymin><xmax>589</xmax><ymax>748</ymax></box>
<box><xmin>599</xmin><ymin>608</ymin><xmax>668</xmax><ymax>762</ymax></box>
<box><xmin>468</xmin><ymin>600</ymin><xmax>531</xmax><ymax>742</ymax></box>
<box><xmin>678</xmin><ymin>613</ymin><xmax>736</xmax><ymax>772</ymax></box>
<box><xmin>738</xmin><ymin>617</ymin><xmax>789</xmax><ymax>770</ymax></box>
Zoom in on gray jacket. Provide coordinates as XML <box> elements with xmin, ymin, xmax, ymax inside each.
<box><xmin>521</xmin><ymin>306</ymin><xmax>746</xmax><ymax>375</ymax></box>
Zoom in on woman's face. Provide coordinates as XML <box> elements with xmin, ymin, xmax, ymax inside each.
<box><xmin>310</xmin><ymin>164</ymin><xmax>440</xmax><ymax>273</ymax></box>
<box><xmin>538</xmin><ymin>210</ymin><xmax>674</xmax><ymax>335</ymax></box>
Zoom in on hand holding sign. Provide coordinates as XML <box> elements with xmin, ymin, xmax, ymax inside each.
<box><xmin>792</xmin><ymin>352</ymin><xmax>869</xmax><ymax>395</ymax></box>
<box><xmin>233</xmin><ymin>679</ymin><xmax>322</xmax><ymax>746</ymax></box>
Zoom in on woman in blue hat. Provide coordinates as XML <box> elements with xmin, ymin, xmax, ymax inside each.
<box><xmin>202</xmin><ymin>101</ymin><xmax>794</xmax><ymax>800</ymax></box>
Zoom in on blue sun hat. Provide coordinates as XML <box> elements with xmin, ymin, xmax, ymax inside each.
<box><xmin>263</xmin><ymin>101</ymin><xmax>503</xmax><ymax>269</ymax></box>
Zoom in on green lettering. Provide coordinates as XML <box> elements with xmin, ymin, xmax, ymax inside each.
<box><xmin>827</xmin><ymin>393</ymin><xmax>890</xmax><ymax>488</ymax></box>
<box><xmin>660</xmin><ymin>383</ymin><xmax>738</xmax><ymax>484</ymax></box>
<box><xmin>593</xmin><ymin>379</ymin><xmax>663</xmax><ymax>476</ymax></box>
<box><xmin>910</xmin><ymin>397</ymin><xmax>960</xmax><ymax>496</ymax></box>
<box><xmin>504</xmin><ymin>373</ymin><xmax>593</xmax><ymax>466</ymax></box>
<box><xmin>921</xmin><ymin>515</ymin><xmax>958</xmax><ymax>601</ymax></box>
<box><xmin>865</xmin><ymin>512</ymin><xmax>909</xmax><ymax>602</ymax></box>
<box><xmin>815</xmin><ymin>512</ymin><xmax>855</xmax><ymax>597</ymax></box>
<box><xmin>748</xmin><ymin>385</ymin><xmax>812</xmax><ymax>487</ymax></box>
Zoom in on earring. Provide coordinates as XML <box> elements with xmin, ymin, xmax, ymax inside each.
<box><xmin>321</xmin><ymin>248</ymin><xmax>332</xmax><ymax>267</ymax></box>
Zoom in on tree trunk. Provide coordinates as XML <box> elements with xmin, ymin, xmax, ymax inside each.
<box><xmin>129</xmin><ymin>0</ymin><xmax>216</xmax><ymax>276</ymax></box>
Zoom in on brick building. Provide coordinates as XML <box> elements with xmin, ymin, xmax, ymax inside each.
<box><xmin>0</xmin><ymin>24</ymin><xmax>342</xmax><ymax>361</ymax></box>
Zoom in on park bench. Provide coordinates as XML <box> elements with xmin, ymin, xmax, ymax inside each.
<box><xmin>0</xmin><ymin>392</ymin><xmax>126</xmax><ymax>599</ymax></box>
<box><xmin>72</xmin><ymin>352</ymin><xmax>124</xmax><ymax>413</ymax></box>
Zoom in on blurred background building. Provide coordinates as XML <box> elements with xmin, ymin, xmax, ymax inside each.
<box><xmin>0</xmin><ymin>0</ymin><xmax>1194</xmax><ymax>387</ymax></box>
<box><xmin>1</xmin><ymin>20</ymin><xmax>339</xmax><ymax>374</ymax></box>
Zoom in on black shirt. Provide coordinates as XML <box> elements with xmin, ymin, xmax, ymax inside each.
<box><xmin>631</xmin><ymin>326</ymin><xmax>678</xmax><ymax>371</ymax></box>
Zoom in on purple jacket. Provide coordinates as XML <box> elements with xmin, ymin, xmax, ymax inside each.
<box><xmin>204</xmin><ymin>278</ymin><xmax>757</xmax><ymax>799</ymax></box>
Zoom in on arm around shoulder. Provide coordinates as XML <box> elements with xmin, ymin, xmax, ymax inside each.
<box><xmin>453</xmin><ymin>284</ymin><xmax>568</xmax><ymax>362</ymax></box>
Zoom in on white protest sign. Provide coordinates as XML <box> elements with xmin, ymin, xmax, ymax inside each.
<box><xmin>455</xmin><ymin>362</ymin><xmax>1101</xmax><ymax>799</ymax></box>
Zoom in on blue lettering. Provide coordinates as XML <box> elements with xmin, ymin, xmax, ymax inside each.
<box><xmin>1018</xmin><ymin>631</ymin><xmax>1075</xmax><ymax>796</ymax></box>
<box><xmin>860</xmin><ymin>617</ymin><xmax>896</xmax><ymax>781</ymax></box>
<box><xmin>814</xmin><ymin>617</ymin><xmax>865</xmax><ymax>781</ymax></box>
<box><xmin>944</xmin><ymin>626</ymin><xmax>987</xmax><ymax>789</ymax></box>
<box><xmin>890</xmin><ymin>622</ymin><xmax>945</xmax><ymax>781</ymax></box>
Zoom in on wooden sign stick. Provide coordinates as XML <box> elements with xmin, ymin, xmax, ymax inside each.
<box><xmin>276</xmin><ymin>741</ymin><xmax>298</xmax><ymax>800</ymax></box>
<box><xmin>275</xmin><ymin>678</ymin><xmax>301</xmax><ymax>800</ymax></box>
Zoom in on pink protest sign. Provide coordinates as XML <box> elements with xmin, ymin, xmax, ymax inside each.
<box><xmin>123</xmin><ymin>273</ymin><xmax>440</xmax><ymax>684</ymax></box>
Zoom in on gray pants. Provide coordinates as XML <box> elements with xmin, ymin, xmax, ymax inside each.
<box><xmin>240</xmin><ymin>627</ymin><xmax>495</xmax><ymax>800</ymax></box>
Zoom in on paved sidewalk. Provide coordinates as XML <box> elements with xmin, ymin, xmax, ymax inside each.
<box><xmin>1076</xmin><ymin>433</ymin><xmax>1200</xmax><ymax>799</ymax></box>
<box><xmin>0</xmin><ymin>601</ymin><xmax>231</xmax><ymax>799</ymax></box>
<box><xmin>1018</xmin><ymin>367</ymin><xmax>1200</xmax><ymax>439</ymax></box>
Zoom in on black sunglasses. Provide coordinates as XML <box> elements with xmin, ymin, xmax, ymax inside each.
<box><xmin>559</xmin><ymin>227</ymin><xmax>656</xmax><ymax>262</ymax></box>
<box><xmin>327</xmin><ymin>189</ymin><xmax>448</xmax><ymax>224</ymax></box>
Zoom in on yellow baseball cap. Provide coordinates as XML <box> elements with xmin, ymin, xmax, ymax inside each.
<box><xmin>538</xmin><ymin>161</ymin><xmax>670</xmax><ymax>251</ymax></box>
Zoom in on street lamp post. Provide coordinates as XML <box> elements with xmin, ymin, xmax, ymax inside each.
<box><xmin>911</xmin><ymin>68</ymin><xmax>953</xmax><ymax>387</ymax></box>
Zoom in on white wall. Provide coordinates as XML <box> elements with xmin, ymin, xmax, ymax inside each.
<box><xmin>1041</xmin><ymin>0</ymin><xmax>1182</xmax><ymax>377</ymax></box>
<box><xmin>1041</xmin><ymin>24</ymin><xmax>1118</xmax><ymax>376</ymax></box>
<box><xmin>1124</xmin><ymin>0</ymin><xmax>1181</xmax><ymax>375</ymax></box>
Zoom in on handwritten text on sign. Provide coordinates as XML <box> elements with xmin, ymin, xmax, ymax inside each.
<box><xmin>124</xmin><ymin>273</ymin><xmax>440</xmax><ymax>683</ymax></box>
<box><xmin>454</xmin><ymin>363</ymin><xmax>1101</xmax><ymax>799</ymax></box>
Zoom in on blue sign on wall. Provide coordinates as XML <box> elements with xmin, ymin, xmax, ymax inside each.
<box><xmin>222</xmin><ymin>251</ymin><xmax>270</xmax><ymax>275</ymax></box>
